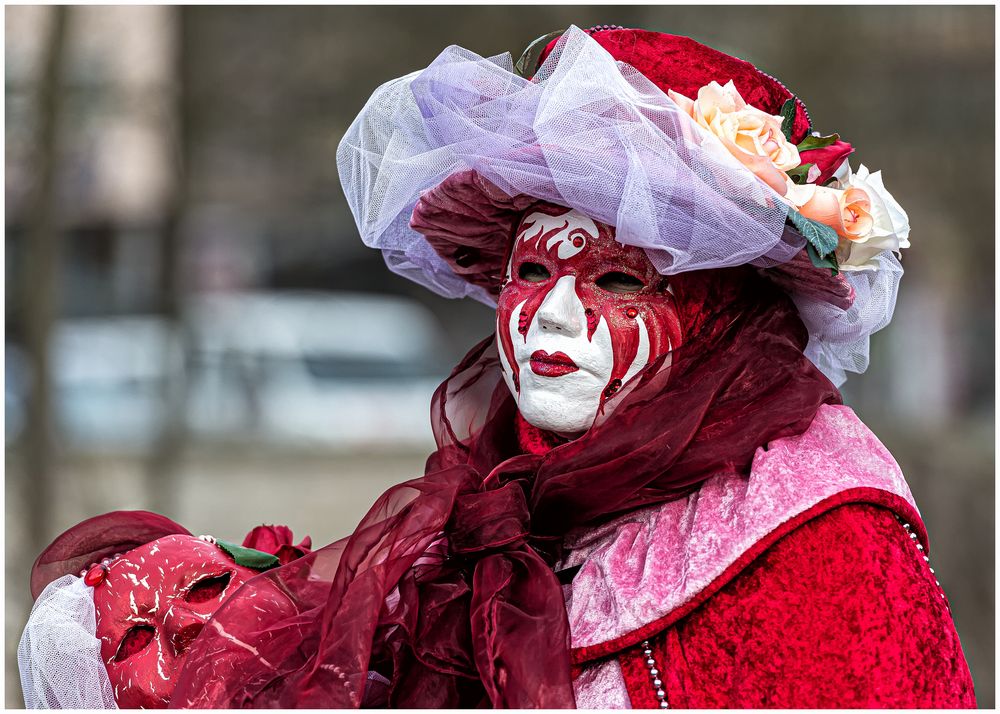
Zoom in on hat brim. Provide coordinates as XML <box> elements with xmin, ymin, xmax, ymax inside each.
<box><xmin>411</xmin><ymin>169</ymin><xmax>854</xmax><ymax>310</ymax></box>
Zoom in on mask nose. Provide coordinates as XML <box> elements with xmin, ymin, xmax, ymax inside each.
<box><xmin>162</xmin><ymin>605</ymin><xmax>208</xmax><ymax>657</ymax></box>
<box><xmin>535</xmin><ymin>276</ymin><xmax>584</xmax><ymax>337</ymax></box>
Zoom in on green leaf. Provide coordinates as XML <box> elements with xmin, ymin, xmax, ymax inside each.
<box><xmin>216</xmin><ymin>540</ymin><xmax>280</xmax><ymax>571</ymax></box>
<box><xmin>787</xmin><ymin>208</ymin><xmax>839</xmax><ymax>257</ymax></box>
<box><xmin>806</xmin><ymin>243</ymin><xmax>840</xmax><ymax>275</ymax></box>
<box><xmin>779</xmin><ymin>98</ymin><xmax>797</xmax><ymax>141</ymax></box>
<box><xmin>785</xmin><ymin>163</ymin><xmax>816</xmax><ymax>185</ymax></box>
<box><xmin>796</xmin><ymin>132</ymin><xmax>840</xmax><ymax>153</ymax></box>
<box><xmin>514</xmin><ymin>30</ymin><xmax>565</xmax><ymax>79</ymax></box>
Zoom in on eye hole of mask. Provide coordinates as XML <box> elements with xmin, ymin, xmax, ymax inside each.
<box><xmin>518</xmin><ymin>262</ymin><xmax>551</xmax><ymax>283</ymax></box>
<box><xmin>185</xmin><ymin>572</ymin><xmax>232</xmax><ymax>603</ymax></box>
<box><xmin>596</xmin><ymin>271</ymin><xmax>645</xmax><ymax>294</ymax></box>
<box><xmin>115</xmin><ymin>624</ymin><xmax>155</xmax><ymax>662</ymax></box>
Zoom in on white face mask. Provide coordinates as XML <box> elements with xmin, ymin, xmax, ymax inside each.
<box><xmin>504</xmin><ymin>270</ymin><xmax>616</xmax><ymax>434</ymax></box>
<box><xmin>495</xmin><ymin>207</ymin><xmax>679</xmax><ymax>436</ymax></box>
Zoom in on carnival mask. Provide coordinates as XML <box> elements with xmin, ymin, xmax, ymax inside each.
<box><xmin>496</xmin><ymin>204</ymin><xmax>683</xmax><ymax>434</ymax></box>
<box><xmin>92</xmin><ymin>535</ymin><xmax>258</xmax><ymax>709</ymax></box>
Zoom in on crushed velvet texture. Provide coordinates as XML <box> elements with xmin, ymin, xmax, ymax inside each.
<box><xmin>572</xmin><ymin>657</ymin><xmax>631</xmax><ymax>709</ymax></box>
<box><xmin>617</xmin><ymin>504</ymin><xmax>976</xmax><ymax>708</ymax></box>
<box><xmin>410</xmin><ymin>170</ymin><xmax>537</xmax><ymax>299</ymax></box>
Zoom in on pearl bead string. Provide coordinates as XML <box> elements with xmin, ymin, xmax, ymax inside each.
<box><xmin>895</xmin><ymin>516</ymin><xmax>948</xmax><ymax>607</ymax></box>
<box><xmin>640</xmin><ymin>639</ymin><xmax>668</xmax><ymax>708</ymax></box>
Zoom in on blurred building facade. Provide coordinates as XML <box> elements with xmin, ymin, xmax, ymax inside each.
<box><xmin>5</xmin><ymin>6</ymin><xmax>994</xmax><ymax>707</ymax></box>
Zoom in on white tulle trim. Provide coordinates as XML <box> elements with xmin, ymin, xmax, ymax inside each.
<box><xmin>18</xmin><ymin>575</ymin><xmax>118</xmax><ymax>709</ymax></box>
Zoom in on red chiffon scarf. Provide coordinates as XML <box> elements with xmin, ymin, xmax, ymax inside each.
<box><xmin>169</xmin><ymin>267</ymin><xmax>840</xmax><ymax>708</ymax></box>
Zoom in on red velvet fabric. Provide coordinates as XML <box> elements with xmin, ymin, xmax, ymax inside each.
<box><xmin>616</xmin><ymin>504</ymin><xmax>976</xmax><ymax>708</ymax></box>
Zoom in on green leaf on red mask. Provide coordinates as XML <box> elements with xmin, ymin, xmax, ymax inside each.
<box><xmin>216</xmin><ymin>540</ymin><xmax>280</xmax><ymax>571</ymax></box>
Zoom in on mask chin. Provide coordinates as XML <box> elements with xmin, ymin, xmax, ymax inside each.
<box><xmin>514</xmin><ymin>379</ymin><xmax>601</xmax><ymax>436</ymax></box>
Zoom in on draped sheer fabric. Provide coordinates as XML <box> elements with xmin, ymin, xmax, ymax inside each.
<box><xmin>169</xmin><ymin>267</ymin><xmax>840</xmax><ymax>708</ymax></box>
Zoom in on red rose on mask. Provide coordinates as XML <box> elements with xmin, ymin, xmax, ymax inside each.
<box><xmin>242</xmin><ymin>524</ymin><xmax>312</xmax><ymax>565</ymax></box>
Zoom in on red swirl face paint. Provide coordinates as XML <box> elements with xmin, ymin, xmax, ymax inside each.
<box><xmin>496</xmin><ymin>203</ymin><xmax>682</xmax><ymax>435</ymax></box>
<box><xmin>92</xmin><ymin>535</ymin><xmax>259</xmax><ymax>709</ymax></box>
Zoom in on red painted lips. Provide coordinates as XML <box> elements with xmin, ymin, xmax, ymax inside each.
<box><xmin>530</xmin><ymin>350</ymin><xmax>579</xmax><ymax>377</ymax></box>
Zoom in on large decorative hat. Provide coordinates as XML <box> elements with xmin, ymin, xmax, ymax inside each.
<box><xmin>338</xmin><ymin>25</ymin><xmax>909</xmax><ymax>385</ymax></box>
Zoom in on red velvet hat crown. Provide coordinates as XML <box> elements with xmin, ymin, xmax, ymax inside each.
<box><xmin>536</xmin><ymin>26</ymin><xmax>813</xmax><ymax>143</ymax></box>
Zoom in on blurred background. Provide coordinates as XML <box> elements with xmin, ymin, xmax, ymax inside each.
<box><xmin>4</xmin><ymin>5</ymin><xmax>994</xmax><ymax>707</ymax></box>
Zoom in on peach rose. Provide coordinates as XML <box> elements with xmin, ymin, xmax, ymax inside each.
<box><xmin>783</xmin><ymin>181</ymin><xmax>874</xmax><ymax>241</ymax></box>
<box><xmin>830</xmin><ymin>163</ymin><xmax>911</xmax><ymax>271</ymax></box>
<box><xmin>669</xmin><ymin>80</ymin><xmax>800</xmax><ymax>195</ymax></box>
<box><xmin>784</xmin><ymin>162</ymin><xmax>910</xmax><ymax>272</ymax></box>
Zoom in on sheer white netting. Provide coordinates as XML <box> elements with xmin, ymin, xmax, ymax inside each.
<box><xmin>337</xmin><ymin>25</ymin><xmax>902</xmax><ymax>385</ymax></box>
<box><xmin>797</xmin><ymin>252</ymin><xmax>903</xmax><ymax>386</ymax></box>
<box><xmin>18</xmin><ymin>575</ymin><xmax>118</xmax><ymax>709</ymax></box>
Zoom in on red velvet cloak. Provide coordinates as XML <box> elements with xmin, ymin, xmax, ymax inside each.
<box><xmin>613</xmin><ymin>503</ymin><xmax>976</xmax><ymax>708</ymax></box>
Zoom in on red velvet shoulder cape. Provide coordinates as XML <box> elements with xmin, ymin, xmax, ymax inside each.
<box><xmin>614</xmin><ymin>502</ymin><xmax>976</xmax><ymax>708</ymax></box>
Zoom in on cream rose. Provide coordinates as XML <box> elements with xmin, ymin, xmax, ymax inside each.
<box><xmin>669</xmin><ymin>80</ymin><xmax>800</xmax><ymax>195</ymax></box>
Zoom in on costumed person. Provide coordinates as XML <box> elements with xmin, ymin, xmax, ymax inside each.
<box><xmin>18</xmin><ymin>511</ymin><xmax>310</xmax><ymax>709</ymax></box>
<box><xmin>166</xmin><ymin>25</ymin><xmax>976</xmax><ymax>708</ymax></box>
